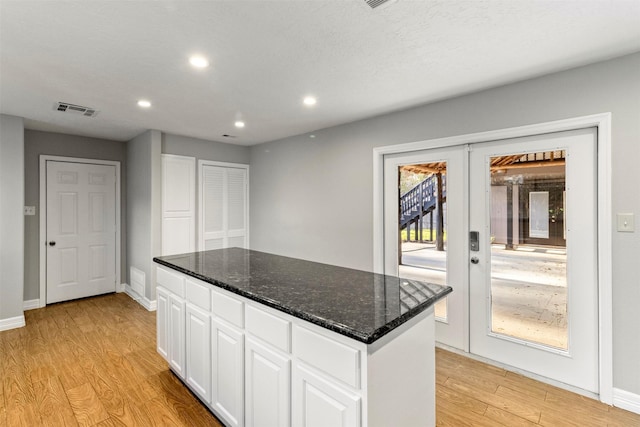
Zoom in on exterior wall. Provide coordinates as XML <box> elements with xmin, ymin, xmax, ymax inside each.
<box><xmin>23</xmin><ymin>130</ymin><xmax>127</xmax><ymax>301</ymax></box>
<box><xmin>249</xmin><ymin>53</ymin><xmax>640</xmax><ymax>395</ymax></box>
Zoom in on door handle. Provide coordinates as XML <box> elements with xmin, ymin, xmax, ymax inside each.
<box><xmin>48</xmin><ymin>241</ymin><xmax>56</xmax><ymax>246</ymax></box>
<box><xmin>470</xmin><ymin>257</ymin><xmax>479</xmax><ymax>264</ymax></box>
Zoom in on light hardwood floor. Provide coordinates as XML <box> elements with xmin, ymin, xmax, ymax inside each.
<box><xmin>1</xmin><ymin>293</ymin><xmax>638</xmax><ymax>426</ymax></box>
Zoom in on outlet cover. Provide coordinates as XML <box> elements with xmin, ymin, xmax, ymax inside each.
<box><xmin>617</xmin><ymin>213</ymin><xmax>635</xmax><ymax>232</ymax></box>
<box><xmin>24</xmin><ymin>206</ymin><xmax>36</xmax><ymax>216</ymax></box>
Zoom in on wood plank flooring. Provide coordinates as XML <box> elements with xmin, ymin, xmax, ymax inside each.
<box><xmin>0</xmin><ymin>293</ymin><xmax>638</xmax><ymax>426</ymax></box>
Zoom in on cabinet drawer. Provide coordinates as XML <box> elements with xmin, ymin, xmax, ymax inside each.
<box><xmin>186</xmin><ymin>279</ymin><xmax>211</xmax><ymax>311</ymax></box>
<box><xmin>293</xmin><ymin>325</ymin><xmax>360</xmax><ymax>389</ymax></box>
<box><xmin>246</xmin><ymin>305</ymin><xmax>291</xmax><ymax>353</ymax></box>
<box><xmin>157</xmin><ymin>267</ymin><xmax>185</xmax><ymax>297</ymax></box>
<box><xmin>211</xmin><ymin>288</ymin><xmax>244</xmax><ymax>328</ymax></box>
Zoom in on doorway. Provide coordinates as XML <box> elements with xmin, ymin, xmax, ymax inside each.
<box><xmin>374</xmin><ymin>115</ymin><xmax>612</xmax><ymax>401</ymax></box>
<box><xmin>40</xmin><ymin>156</ymin><xmax>121</xmax><ymax>306</ymax></box>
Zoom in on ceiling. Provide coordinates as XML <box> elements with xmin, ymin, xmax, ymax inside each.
<box><xmin>1</xmin><ymin>1</ymin><xmax>639</xmax><ymax>146</ymax></box>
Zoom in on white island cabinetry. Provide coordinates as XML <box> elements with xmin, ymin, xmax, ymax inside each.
<box><xmin>155</xmin><ymin>262</ymin><xmax>439</xmax><ymax>427</ymax></box>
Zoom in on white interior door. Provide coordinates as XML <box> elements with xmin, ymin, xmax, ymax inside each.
<box><xmin>46</xmin><ymin>161</ymin><xmax>116</xmax><ymax>303</ymax></box>
<box><xmin>469</xmin><ymin>128</ymin><xmax>598</xmax><ymax>393</ymax></box>
<box><xmin>383</xmin><ymin>146</ymin><xmax>467</xmax><ymax>350</ymax></box>
<box><xmin>162</xmin><ymin>154</ymin><xmax>196</xmax><ymax>255</ymax></box>
<box><xmin>200</xmin><ymin>162</ymin><xmax>249</xmax><ymax>250</ymax></box>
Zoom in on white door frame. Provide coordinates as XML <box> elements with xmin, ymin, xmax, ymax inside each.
<box><xmin>39</xmin><ymin>155</ymin><xmax>122</xmax><ymax>308</ymax></box>
<box><xmin>197</xmin><ymin>160</ymin><xmax>250</xmax><ymax>251</ymax></box>
<box><xmin>372</xmin><ymin>113</ymin><xmax>613</xmax><ymax>403</ymax></box>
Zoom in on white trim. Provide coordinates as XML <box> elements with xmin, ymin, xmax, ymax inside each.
<box><xmin>123</xmin><ymin>283</ymin><xmax>157</xmax><ymax>311</ymax></box>
<box><xmin>613</xmin><ymin>388</ymin><xmax>640</xmax><ymax>415</ymax></box>
<box><xmin>116</xmin><ymin>282</ymin><xmax>126</xmax><ymax>293</ymax></box>
<box><xmin>39</xmin><ymin>155</ymin><xmax>122</xmax><ymax>308</ymax></box>
<box><xmin>373</xmin><ymin>113</ymin><xmax>613</xmax><ymax>403</ymax></box>
<box><xmin>23</xmin><ymin>299</ymin><xmax>41</xmax><ymax>311</ymax></box>
<box><xmin>197</xmin><ymin>160</ymin><xmax>250</xmax><ymax>251</ymax></box>
<box><xmin>0</xmin><ymin>315</ymin><xmax>26</xmax><ymax>331</ymax></box>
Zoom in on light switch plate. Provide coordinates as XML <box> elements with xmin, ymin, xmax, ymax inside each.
<box><xmin>24</xmin><ymin>206</ymin><xmax>36</xmax><ymax>216</ymax></box>
<box><xmin>616</xmin><ymin>213</ymin><xmax>635</xmax><ymax>232</ymax></box>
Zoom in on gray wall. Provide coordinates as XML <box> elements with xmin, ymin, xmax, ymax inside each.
<box><xmin>23</xmin><ymin>130</ymin><xmax>127</xmax><ymax>301</ymax></box>
<box><xmin>250</xmin><ymin>53</ymin><xmax>640</xmax><ymax>394</ymax></box>
<box><xmin>162</xmin><ymin>133</ymin><xmax>250</xmax><ymax>165</ymax></box>
<box><xmin>127</xmin><ymin>130</ymin><xmax>162</xmax><ymax>301</ymax></box>
<box><xmin>0</xmin><ymin>115</ymin><xmax>25</xmax><ymax>322</ymax></box>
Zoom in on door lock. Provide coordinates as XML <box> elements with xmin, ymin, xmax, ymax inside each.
<box><xmin>470</xmin><ymin>257</ymin><xmax>479</xmax><ymax>264</ymax></box>
<box><xmin>470</xmin><ymin>231</ymin><xmax>479</xmax><ymax>251</ymax></box>
<box><xmin>48</xmin><ymin>241</ymin><xmax>56</xmax><ymax>246</ymax></box>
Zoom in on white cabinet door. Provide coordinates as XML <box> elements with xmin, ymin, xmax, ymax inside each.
<box><xmin>162</xmin><ymin>154</ymin><xmax>196</xmax><ymax>256</ymax></box>
<box><xmin>293</xmin><ymin>363</ymin><xmax>361</xmax><ymax>427</ymax></box>
<box><xmin>186</xmin><ymin>304</ymin><xmax>211</xmax><ymax>403</ymax></box>
<box><xmin>212</xmin><ymin>319</ymin><xmax>244</xmax><ymax>427</ymax></box>
<box><xmin>168</xmin><ymin>294</ymin><xmax>186</xmax><ymax>379</ymax></box>
<box><xmin>245</xmin><ymin>337</ymin><xmax>290</xmax><ymax>427</ymax></box>
<box><xmin>156</xmin><ymin>286</ymin><xmax>169</xmax><ymax>361</ymax></box>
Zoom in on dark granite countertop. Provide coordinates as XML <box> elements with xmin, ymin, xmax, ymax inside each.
<box><xmin>153</xmin><ymin>248</ymin><xmax>452</xmax><ymax>344</ymax></box>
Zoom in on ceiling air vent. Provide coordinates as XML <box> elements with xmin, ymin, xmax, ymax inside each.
<box><xmin>55</xmin><ymin>102</ymin><xmax>99</xmax><ymax>117</ymax></box>
<box><xmin>365</xmin><ymin>0</ymin><xmax>395</xmax><ymax>9</ymax></box>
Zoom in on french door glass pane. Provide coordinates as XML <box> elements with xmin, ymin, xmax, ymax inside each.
<box><xmin>489</xmin><ymin>151</ymin><xmax>568</xmax><ymax>350</ymax></box>
<box><xmin>397</xmin><ymin>163</ymin><xmax>448</xmax><ymax>320</ymax></box>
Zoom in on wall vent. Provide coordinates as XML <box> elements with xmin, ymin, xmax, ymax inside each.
<box><xmin>365</xmin><ymin>0</ymin><xmax>396</xmax><ymax>9</ymax></box>
<box><xmin>55</xmin><ymin>102</ymin><xmax>99</xmax><ymax>117</ymax></box>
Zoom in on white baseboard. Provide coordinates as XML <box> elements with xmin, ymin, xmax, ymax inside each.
<box><xmin>23</xmin><ymin>299</ymin><xmax>41</xmax><ymax>311</ymax></box>
<box><xmin>116</xmin><ymin>282</ymin><xmax>126</xmax><ymax>293</ymax></box>
<box><xmin>123</xmin><ymin>284</ymin><xmax>157</xmax><ymax>312</ymax></box>
<box><xmin>0</xmin><ymin>315</ymin><xmax>26</xmax><ymax>331</ymax></box>
<box><xmin>613</xmin><ymin>388</ymin><xmax>640</xmax><ymax>414</ymax></box>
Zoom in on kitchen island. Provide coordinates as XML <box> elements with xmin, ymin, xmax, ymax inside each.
<box><xmin>153</xmin><ymin>248</ymin><xmax>451</xmax><ymax>427</ymax></box>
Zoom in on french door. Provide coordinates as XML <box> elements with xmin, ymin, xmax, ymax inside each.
<box><xmin>383</xmin><ymin>127</ymin><xmax>599</xmax><ymax>393</ymax></box>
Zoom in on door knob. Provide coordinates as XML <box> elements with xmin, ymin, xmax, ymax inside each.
<box><xmin>470</xmin><ymin>257</ymin><xmax>479</xmax><ymax>264</ymax></box>
<box><xmin>48</xmin><ymin>241</ymin><xmax>56</xmax><ymax>246</ymax></box>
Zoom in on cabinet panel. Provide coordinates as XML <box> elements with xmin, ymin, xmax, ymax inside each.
<box><xmin>157</xmin><ymin>266</ymin><xmax>185</xmax><ymax>297</ymax></box>
<box><xmin>186</xmin><ymin>278</ymin><xmax>211</xmax><ymax>311</ymax></box>
<box><xmin>186</xmin><ymin>304</ymin><xmax>211</xmax><ymax>403</ymax></box>
<box><xmin>293</xmin><ymin>325</ymin><xmax>360</xmax><ymax>389</ymax></box>
<box><xmin>246</xmin><ymin>304</ymin><xmax>291</xmax><ymax>353</ymax></box>
<box><xmin>212</xmin><ymin>288</ymin><xmax>244</xmax><ymax>328</ymax></box>
<box><xmin>293</xmin><ymin>363</ymin><xmax>360</xmax><ymax>427</ymax></box>
<box><xmin>245</xmin><ymin>337</ymin><xmax>290</xmax><ymax>427</ymax></box>
<box><xmin>212</xmin><ymin>319</ymin><xmax>244</xmax><ymax>427</ymax></box>
<box><xmin>156</xmin><ymin>287</ymin><xmax>169</xmax><ymax>361</ymax></box>
<box><xmin>168</xmin><ymin>294</ymin><xmax>186</xmax><ymax>379</ymax></box>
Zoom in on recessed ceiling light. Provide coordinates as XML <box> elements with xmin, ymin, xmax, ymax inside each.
<box><xmin>137</xmin><ymin>100</ymin><xmax>151</xmax><ymax>108</ymax></box>
<box><xmin>303</xmin><ymin>96</ymin><xmax>317</xmax><ymax>106</ymax></box>
<box><xmin>234</xmin><ymin>121</ymin><xmax>245</xmax><ymax>128</ymax></box>
<box><xmin>189</xmin><ymin>56</ymin><xmax>209</xmax><ymax>69</ymax></box>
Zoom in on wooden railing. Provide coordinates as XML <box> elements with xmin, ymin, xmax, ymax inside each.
<box><xmin>400</xmin><ymin>174</ymin><xmax>446</xmax><ymax>230</ymax></box>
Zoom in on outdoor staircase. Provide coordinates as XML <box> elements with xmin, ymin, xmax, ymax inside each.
<box><xmin>400</xmin><ymin>174</ymin><xmax>446</xmax><ymax>231</ymax></box>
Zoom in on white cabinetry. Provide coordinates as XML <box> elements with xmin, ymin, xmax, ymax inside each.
<box><xmin>155</xmin><ymin>265</ymin><xmax>437</xmax><ymax>427</ymax></box>
<box><xmin>168</xmin><ymin>293</ymin><xmax>186</xmax><ymax>379</ymax></box>
<box><xmin>212</xmin><ymin>318</ymin><xmax>244</xmax><ymax>427</ymax></box>
<box><xmin>245</xmin><ymin>337</ymin><xmax>291</xmax><ymax>427</ymax></box>
<box><xmin>293</xmin><ymin>363</ymin><xmax>360</xmax><ymax>427</ymax></box>
<box><xmin>156</xmin><ymin>267</ymin><xmax>186</xmax><ymax>380</ymax></box>
<box><xmin>156</xmin><ymin>286</ymin><xmax>169</xmax><ymax>360</ymax></box>
<box><xmin>186</xmin><ymin>304</ymin><xmax>211</xmax><ymax>403</ymax></box>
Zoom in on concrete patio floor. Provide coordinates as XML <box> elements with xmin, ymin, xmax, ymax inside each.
<box><xmin>399</xmin><ymin>242</ymin><xmax>568</xmax><ymax>349</ymax></box>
